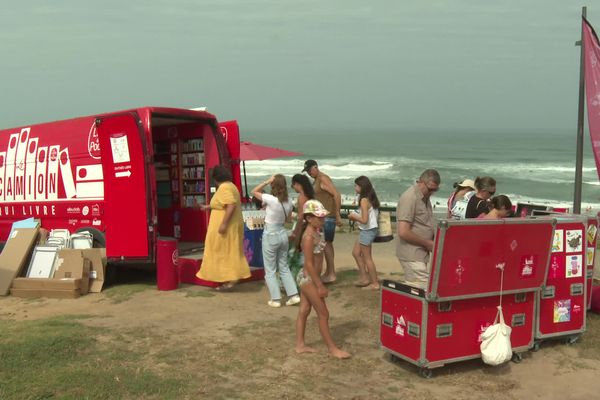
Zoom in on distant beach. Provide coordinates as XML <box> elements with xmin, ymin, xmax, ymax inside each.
<box><xmin>244</xmin><ymin>129</ymin><xmax>600</xmax><ymax>212</ymax></box>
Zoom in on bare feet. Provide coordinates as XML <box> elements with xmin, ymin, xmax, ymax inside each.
<box><xmin>361</xmin><ymin>284</ymin><xmax>380</xmax><ymax>291</ymax></box>
<box><xmin>354</xmin><ymin>280</ymin><xmax>370</xmax><ymax>287</ymax></box>
<box><xmin>330</xmin><ymin>348</ymin><xmax>351</xmax><ymax>359</ymax></box>
<box><xmin>322</xmin><ymin>275</ymin><xmax>337</xmax><ymax>284</ymax></box>
<box><xmin>295</xmin><ymin>345</ymin><xmax>317</xmax><ymax>354</ymax></box>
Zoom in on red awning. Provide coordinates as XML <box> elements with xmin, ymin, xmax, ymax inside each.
<box><xmin>239</xmin><ymin>141</ymin><xmax>303</xmax><ymax>161</ymax></box>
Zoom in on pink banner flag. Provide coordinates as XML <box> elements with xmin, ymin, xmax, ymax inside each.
<box><xmin>584</xmin><ymin>17</ymin><xmax>600</xmax><ymax>180</ymax></box>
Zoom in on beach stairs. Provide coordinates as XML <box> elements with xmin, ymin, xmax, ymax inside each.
<box><xmin>178</xmin><ymin>253</ymin><xmax>264</xmax><ymax>288</ymax></box>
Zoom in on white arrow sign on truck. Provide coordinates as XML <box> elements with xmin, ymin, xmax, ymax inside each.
<box><xmin>115</xmin><ymin>170</ymin><xmax>132</xmax><ymax>178</ymax></box>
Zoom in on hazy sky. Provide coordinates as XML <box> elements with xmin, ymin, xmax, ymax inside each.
<box><xmin>0</xmin><ymin>1</ymin><xmax>598</xmax><ymax>135</ymax></box>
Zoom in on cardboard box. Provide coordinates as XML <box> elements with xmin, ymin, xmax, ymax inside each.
<box><xmin>11</xmin><ymin>277</ymin><xmax>81</xmax><ymax>291</ymax></box>
<box><xmin>0</xmin><ymin>227</ymin><xmax>40</xmax><ymax>296</ymax></box>
<box><xmin>10</xmin><ymin>277</ymin><xmax>82</xmax><ymax>300</ymax></box>
<box><xmin>10</xmin><ymin>287</ymin><xmax>80</xmax><ymax>299</ymax></box>
<box><xmin>54</xmin><ymin>249</ymin><xmax>90</xmax><ymax>295</ymax></box>
<box><xmin>81</xmin><ymin>248</ymin><xmax>107</xmax><ymax>293</ymax></box>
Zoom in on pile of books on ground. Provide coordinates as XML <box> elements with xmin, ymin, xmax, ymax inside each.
<box><xmin>0</xmin><ymin>219</ymin><xmax>106</xmax><ymax>299</ymax></box>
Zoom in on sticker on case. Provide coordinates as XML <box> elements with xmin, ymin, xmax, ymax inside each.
<box><xmin>566</xmin><ymin>230</ymin><xmax>583</xmax><ymax>253</ymax></box>
<box><xmin>587</xmin><ymin>247</ymin><xmax>595</xmax><ymax>266</ymax></box>
<box><xmin>554</xmin><ymin>299</ymin><xmax>571</xmax><ymax>323</ymax></box>
<box><xmin>395</xmin><ymin>316</ymin><xmax>406</xmax><ymax>337</ymax></box>
<box><xmin>566</xmin><ymin>254</ymin><xmax>583</xmax><ymax>278</ymax></box>
<box><xmin>552</xmin><ymin>230</ymin><xmax>564</xmax><ymax>253</ymax></box>
<box><xmin>550</xmin><ymin>255</ymin><xmax>562</xmax><ymax>279</ymax></box>
<box><xmin>455</xmin><ymin>259</ymin><xmax>465</xmax><ymax>284</ymax></box>
<box><xmin>587</xmin><ymin>224</ymin><xmax>597</xmax><ymax>245</ymax></box>
<box><xmin>520</xmin><ymin>255</ymin><xmax>536</xmax><ymax>277</ymax></box>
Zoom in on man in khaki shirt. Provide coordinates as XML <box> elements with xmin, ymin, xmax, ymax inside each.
<box><xmin>396</xmin><ymin>169</ymin><xmax>440</xmax><ymax>288</ymax></box>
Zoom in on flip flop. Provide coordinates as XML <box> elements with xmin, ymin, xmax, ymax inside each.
<box><xmin>354</xmin><ymin>281</ymin><xmax>370</xmax><ymax>287</ymax></box>
<box><xmin>321</xmin><ymin>277</ymin><xmax>337</xmax><ymax>284</ymax></box>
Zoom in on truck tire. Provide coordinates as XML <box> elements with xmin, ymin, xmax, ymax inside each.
<box><xmin>75</xmin><ymin>227</ymin><xmax>106</xmax><ymax>248</ymax></box>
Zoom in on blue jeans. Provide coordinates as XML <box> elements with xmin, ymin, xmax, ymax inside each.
<box><xmin>262</xmin><ymin>223</ymin><xmax>298</xmax><ymax>300</ymax></box>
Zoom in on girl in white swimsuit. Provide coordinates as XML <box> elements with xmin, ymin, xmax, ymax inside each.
<box><xmin>294</xmin><ymin>200</ymin><xmax>351</xmax><ymax>359</ymax></box>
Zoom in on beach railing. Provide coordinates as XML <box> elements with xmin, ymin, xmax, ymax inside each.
<box><xmin>340</xmin><ymin>204</ymin><xmax>397</xmax><ymax>231</ymax></box>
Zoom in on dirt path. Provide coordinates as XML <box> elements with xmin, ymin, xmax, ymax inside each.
<box><xmin>2</xmin><ymin>232</ymin><xmax>600</xmax><ymax>399</ymax></box>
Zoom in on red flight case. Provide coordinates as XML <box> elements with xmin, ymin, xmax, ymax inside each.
<box><xmin>380</xmin><ymin>218</ymin><xmax>555</xmax><ymax>377</ymax></box>
<box><xmin>534</xmin><ymin>216</ymin><xmax>587</xmax><ymax>347</ymax></box>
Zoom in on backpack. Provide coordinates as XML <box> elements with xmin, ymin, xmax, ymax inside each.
<box><xmin>450</xmin><ymin>190</ymin><xmax>475</xmax><ymax>220</ymax></box>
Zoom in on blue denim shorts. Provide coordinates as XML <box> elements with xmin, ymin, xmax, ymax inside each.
<box><xmin>359</xmin><ymin>227</ymin><xmax>378</xmax><ymax>246</ymax></box>
<box><xmin>323</xmin><ymin>216</ymin><xmax>336</xmax><ymax>242</ymax></box>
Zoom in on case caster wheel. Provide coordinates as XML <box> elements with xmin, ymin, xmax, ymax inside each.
<box><xmin>420</xmin><ymin>367</ymin><xmax>433</xmax><ymax>379</ymax></box>
<box><xmin>511</xmin><ymin>352</ymin><xmax>522</xmax><ymax>363</ymax></box>
<box><xmin>563</xmin><ymin>335</ymin><xmax>580</xmax><ymax>345</ymax></box>
<box><xmin>389</xmin><ymin>353</ymin><xmax>398</xmax><ymax>363</ymax></box>
<box><xmin>531</xmin><ymin>341</ymin><xmax>541</xmax><ymax>352</ymax></box>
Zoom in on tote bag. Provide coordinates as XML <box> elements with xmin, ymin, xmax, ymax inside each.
<box><xmin>480</xmin><ymin>305</ymin><xmax>513</xmax><ymax>366</ymax></box>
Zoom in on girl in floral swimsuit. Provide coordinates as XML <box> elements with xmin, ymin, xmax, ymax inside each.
<box><xmin>294</xmin><ymin>200</ymin><xmax>351</xmax><ymax>359</ymax></box>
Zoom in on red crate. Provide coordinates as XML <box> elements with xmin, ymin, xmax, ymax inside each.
<box><xmin>380</xmin><ymin>218</ymin><xmax>555</xmax><ymax>376</ymax></box>
<box><xmin>381</xmin><ymin>280</ymin><xmax>535</xmax><ymax>370</ymax></box>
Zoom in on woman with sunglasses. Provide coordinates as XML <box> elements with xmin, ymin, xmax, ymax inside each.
<box><xmin>465</xmin><ymin>176</ymin><xmax>497</xmax><ymax>219</ymax></box>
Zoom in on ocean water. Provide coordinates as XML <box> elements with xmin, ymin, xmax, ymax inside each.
<box><xmin>242</xmin><ymin>130</ymin><xmax>600</xmax><ymax>211</ymax></box>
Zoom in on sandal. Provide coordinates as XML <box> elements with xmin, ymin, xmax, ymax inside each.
<box><xmin>215</xmin><ymin>282</ymin><xmax>236</xmax><ymax>291</ymax></box>
<box><xmin>354</xmin><ymin>281</ymin><xmax>370</xmax><ymax>287</ymax></box>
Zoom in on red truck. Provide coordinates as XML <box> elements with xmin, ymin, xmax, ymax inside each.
<box><xmin>0</xmin><ymin>107</ymin><xmax>241</xmax><ymax>265</ymax></box>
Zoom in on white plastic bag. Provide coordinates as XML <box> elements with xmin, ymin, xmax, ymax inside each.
<box><xmin>480</xmin><ymin>306</ymin><xmax>513</xmax><ymax>366</ymax></box>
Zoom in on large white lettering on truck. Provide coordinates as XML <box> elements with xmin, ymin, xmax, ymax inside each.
<box><xmin>0</xmin><ymin>122</ymin><xmax>104</xmax><ymax>219</ymax></box>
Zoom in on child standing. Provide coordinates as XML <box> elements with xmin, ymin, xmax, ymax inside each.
<box><xmin>295</xmin><ymin>200</ymin><xmax>351</xmax><ymax>359</ymax></box>
<box><xmin>348</xmin><ymin>176</ymin><xmax>380</xmax><ymax>290</ymax></box>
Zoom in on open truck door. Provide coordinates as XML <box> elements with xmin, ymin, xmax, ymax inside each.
<box><xmin>96</xmin><ymin>113</ymin><xmax>150</xmax><ymax>258</ymax></box>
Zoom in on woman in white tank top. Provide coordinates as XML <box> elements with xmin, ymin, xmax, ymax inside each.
<box><xmin>348</xmin><ymin>176</ymin><xmax>380</xmax><ymax>290</ymax></box>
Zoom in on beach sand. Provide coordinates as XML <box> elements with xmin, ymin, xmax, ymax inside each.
<box><xmin>2</xmin><ymin>229</ymin><xmax>600</xmax><ymax>399</ymax></box>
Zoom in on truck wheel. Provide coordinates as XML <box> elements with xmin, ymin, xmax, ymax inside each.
<box><xmin>75</xmin><ymin>227</ymin><xmax>106</xmax><ymax>248</ymax></box>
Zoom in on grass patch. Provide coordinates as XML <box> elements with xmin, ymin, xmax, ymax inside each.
<box><xmin>0</xmin><ymin>316</ymin><xmax>190</xmax><ymax>400</ymax></box>
<box><xmin>102</xmin><ymin>282</ymin><xmax>154</xmax><ymax>304</ymax></box>
<box><xmin>182</xmin><ymin>288</ymin><xmax>216</xmax><ymax>298</ymax></box>
<box><xmin>333</xmin><ymin>269</ymin><xmax>359</xmax><ymax>286</ymax></box>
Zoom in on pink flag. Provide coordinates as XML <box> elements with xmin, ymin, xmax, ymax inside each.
<box><xmin>584</xmin><ymin>17</ymin><xmax>600</xmax><ymax>180</ymax></box>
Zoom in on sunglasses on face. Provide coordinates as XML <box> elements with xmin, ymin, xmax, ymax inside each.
<box><xmin>486</xmin><ymin>190</ymin><xmax>496</xmax><ymax>196</ymax></box>
<box><xmin>426</xmin><ymin>185</ymin><xmax>439</xmax><ymax>193</ymax></box>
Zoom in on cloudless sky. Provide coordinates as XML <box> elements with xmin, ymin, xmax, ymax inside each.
<box><xmin>0</xmin><ymin>1</ymin><xmax>598</xmax><ymax>135</ymax></box>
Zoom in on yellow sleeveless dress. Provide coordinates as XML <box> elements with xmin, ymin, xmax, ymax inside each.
<box><xmin>197</xmin><ymin>182</ymin><xmax>251</xmax><ymax>282</ymax></box>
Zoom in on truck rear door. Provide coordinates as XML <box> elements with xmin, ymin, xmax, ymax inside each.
<box><xmin>96</xmin><ymin>113</ymin><xmax>150</xmax><ymax>258</ymax></box>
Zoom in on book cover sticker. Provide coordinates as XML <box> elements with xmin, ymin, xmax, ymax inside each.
<box><xmin>554</xmin><ymin>299</ymin><xmax>571</xmax><ymax>323</ymax></box>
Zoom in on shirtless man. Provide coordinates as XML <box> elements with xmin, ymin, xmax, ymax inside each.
<box><xmin>302</xmin><ymin>159</ymin><xmax>342</xmax><ymax>283</ymax></box>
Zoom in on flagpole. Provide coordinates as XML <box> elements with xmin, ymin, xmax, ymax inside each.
<box><xmin>242</xmin><ymin>160</ymin><xmax>249</xmax><ymax>201</ymax></box>
<box><xmin>574</xmin><ymin>6</ymin><xmax>587</xmax><ymax>214</ymax></box>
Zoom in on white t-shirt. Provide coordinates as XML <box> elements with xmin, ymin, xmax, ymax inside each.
<box><xmin>262</xmin><ymin>193</ymin><xmax>293</xmax><ymax>224</ymax></box>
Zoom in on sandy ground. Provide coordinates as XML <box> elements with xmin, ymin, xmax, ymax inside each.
<box><xmin>2</xmin><ymin>230</ymin><xmax>600</xmax><ymax>399</ymax></box>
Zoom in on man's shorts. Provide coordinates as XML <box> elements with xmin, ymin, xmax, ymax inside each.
<box><xmin>323</xmin><ymin>216</ymin><xmax>336</xmax><ymax>242</ymax></box>
<box><xmin>398</xmin><ymin>259</ymin><xmax>430</xmax><ymax>289</ymax></box>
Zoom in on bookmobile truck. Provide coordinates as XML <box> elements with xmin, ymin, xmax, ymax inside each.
<box><xmin>0</xmin><ymin>106</ymin><xmax>245</xmax><ymax>281</ymax></box>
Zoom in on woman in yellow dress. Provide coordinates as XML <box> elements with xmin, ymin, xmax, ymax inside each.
<box><xmin>197</xmin><ymin>165</ymin><xmax>250</xmax><ymax>290</ymax></box>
